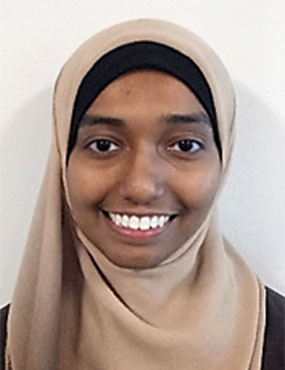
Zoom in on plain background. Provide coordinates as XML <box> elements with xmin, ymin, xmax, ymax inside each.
<box><xmin>1</xmin><ymin>0</ymin><xmax>284</xmax><ymax>306</ymax></box>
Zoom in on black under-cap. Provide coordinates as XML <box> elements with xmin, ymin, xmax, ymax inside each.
<box><xmin>67</xmin><ymin>41</ymin><xmax>221</xmax><ymax>162</ymax></box>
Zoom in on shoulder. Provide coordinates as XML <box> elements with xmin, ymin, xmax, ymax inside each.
<box><xmin>0</xmin><ymin>304</ymin><xmax>10</xmax><ymax>370</ymax></box>
<box><xmin>1</xmin><ymin>288</ymin><xmax>284</xmax><ymax>369</ymax></box>
<box><xmin>262</xmin><ymin>286</ymin><xmax>284</xmax><ymax>370</ymax></box>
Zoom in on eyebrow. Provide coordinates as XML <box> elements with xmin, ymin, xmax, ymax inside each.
<box><xmin>79</xmin><ymin>114</ymin><xmax>124</xmax><ymax>127</ymax></box>
<box><xmin>79</xmin><ymin>111</ymin><xmax>211</xmax><ymax>128</ymax></box>
<box><xmin>164</xmin><ymin>112</ymin><xmax>211</xmax><ymax>125</ymax></box>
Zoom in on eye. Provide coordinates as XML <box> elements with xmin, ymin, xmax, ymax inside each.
<box><xmin>88</xmin><ymin>139</ymin><xmax>119</xmax><ymax>153</ymax></box>
<box><xmin>170</xmin><ymin>139</ymin><xmax>202</xmax><ymax>153</ymax></box>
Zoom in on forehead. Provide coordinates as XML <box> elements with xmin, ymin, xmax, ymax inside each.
<box><xmin>86</xmin><ymin>70</ymin><xmax>207</xmax><ymax>115</ymax></box>
<box><xmin>78</xmin><ymin>70</ymin><xmax>212</xmax><ymax>136</ymax></box>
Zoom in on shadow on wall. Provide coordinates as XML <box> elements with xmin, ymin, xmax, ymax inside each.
<box><xmin>0</xmin><ymin>83</ymin><xmax>284</xmax><ymax>305</ymax></box>
<box><xmin>0</xmin><ymin>88</ymin><xmax>52</xmax><ymax>305</ymax></box>
<box><xmin>219</xmin><ymin>82</ymin><xmax>285</xmax><ymax>294</ymax></box>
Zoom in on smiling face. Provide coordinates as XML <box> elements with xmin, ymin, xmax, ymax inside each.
<box><xmin>66</xmin><ymin>70</ymin><xmax>221</xmax><ymax>268</ymax></box>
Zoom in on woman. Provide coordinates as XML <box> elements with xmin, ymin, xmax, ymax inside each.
<box><xmin>1</xmin><ymin>19</ymin><xmax>283</xmax><ymax>369</ymax></box>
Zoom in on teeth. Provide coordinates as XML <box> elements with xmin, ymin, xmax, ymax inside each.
<box><xmin>115</xmin><ymin>214</ymin><xmax>121</xmax><ymax>226</ymax></box>
<box><xmin>122</xmin><ymin>215</ymin><xmax>129</xmax><ymax>228</ymax></box>
<box><xmin>129</xmin><ymin>216</ymin><xmax>139</xmax><ymax>230</ymax></box>
<box><xmin>140</xmin><ymin>216</ymin><xmax>150</xmax><ymax>230</ymax></box>
<box><xmin>159</xmin><ymin>216</ymin><xmax>164</xmax><ymax>227</ymax></box>
<box><xmin>150</xmin><ymin>215</ymin><xmax>158</xmax><ymax>229</ymax></box>
<box><xmin>108</xmin><ymin>212</ymin><xmax>171</xmax><ymax>230</ymax></box>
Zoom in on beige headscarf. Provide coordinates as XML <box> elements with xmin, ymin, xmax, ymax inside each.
<box><xmin>6</xmin><ymin>19</ymin><xmax>265</xmax><ymax>370</ymax></box>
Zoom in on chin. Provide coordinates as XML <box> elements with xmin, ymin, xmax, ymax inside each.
<box><xmin>101</xmin><ymin>247</ymin><xmax>170</xmax><ymax>270</ymax></box>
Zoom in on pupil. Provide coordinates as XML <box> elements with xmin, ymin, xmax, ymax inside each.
<box><xmin>178</xmin><ymin>140</ymin><xmax>192</xmax><ymax>151</ymax></box>
<box><xmin>97</xmin><ymin>140</ymin><xmax>110</xmax><ymax>151</ymax></box>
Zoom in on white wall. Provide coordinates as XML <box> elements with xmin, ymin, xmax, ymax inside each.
<box><xmin>1</xmin><ymin>0</ymin><xmax>284</xmax><ymax>305</ymax></box>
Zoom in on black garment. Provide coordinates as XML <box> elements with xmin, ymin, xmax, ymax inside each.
<box><xmin>1</xmin><ymin>287</ymin><xmax>284</xmax><ymax>370</ymax></box>
<box><xmin>261</xmin><ymin>288</ymin><xmax>284</xmax><ymax>369</ymax></box>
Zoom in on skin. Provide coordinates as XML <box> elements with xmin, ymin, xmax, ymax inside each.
<box><xmin>66</xmin><ymin>70</ymin><xmax>221</xmax><ymax>269</ymax></box>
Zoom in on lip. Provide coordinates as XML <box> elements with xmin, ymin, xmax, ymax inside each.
<box><xmin>101</xmin><ymin>210</ymin><xmax>175</xmax><ymax>242</ymax></box>
<box><xmin>102</xmin><ymin>209</ymin><xmax>177</xmax><ymax>217</ymax></box>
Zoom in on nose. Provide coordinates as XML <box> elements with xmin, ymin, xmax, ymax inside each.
<box><xmin>119</xmin><ymin>146</ymin><xmax>165</xmax><ymax>205</ymax></box>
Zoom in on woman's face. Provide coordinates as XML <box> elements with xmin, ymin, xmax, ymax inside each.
<box><xmin>67</xmin><ymin>70</ymin><xmax>221</xmax><ymax>268</ymax></box>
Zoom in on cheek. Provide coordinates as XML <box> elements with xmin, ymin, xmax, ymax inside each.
<box><xmin>171</xmin><ymin>162</ymin><xmax>221</xmax><ymax>212</ymax></box>
<box><xmin>66</xmin><ymin>161</ymin><xmax>109</xmax><ymax>209</ymax></box>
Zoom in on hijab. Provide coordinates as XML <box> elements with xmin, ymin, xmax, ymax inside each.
<box><xmin>6</xmin><ymin>19</ymin><xmax>265</xmax><ymax>370</ymax></box>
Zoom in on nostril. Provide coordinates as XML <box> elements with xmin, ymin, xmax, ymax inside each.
<box><xmin>120</xmin><ymin>180</ymin><xmax>165</xmax><ymax>205</ymax></box>
<box><xmin>117</xmin><ymin>154</ymin><xmax>166</xmax><ymax>205</ymax></box>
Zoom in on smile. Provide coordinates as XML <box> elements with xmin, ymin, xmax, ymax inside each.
<box><xmin>102</xmin><ymin>210</ymin><xmax>177</xmax><ymax>232</ymax></box>
<box><xmin>110</xmin><ymin>212</ymin><xmax>171</xmax><ymax>230</ymax></box>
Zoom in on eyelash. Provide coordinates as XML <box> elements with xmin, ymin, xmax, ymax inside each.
<box><xmin>86</xmin><ymin>138</ymin><xmax>203</xmax><ymax>156</ymax></box>
<box><xmin>87</xmin><ymin>139</ymin><xmax>119</xmax><ymax>153</ymax></box>
<box><xmin>169</xmin><ymin>139</ymin><xmax>203</xmax><ymax>154</ymax></box>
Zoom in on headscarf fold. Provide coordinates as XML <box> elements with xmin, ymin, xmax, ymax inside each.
<box><xmin>6</xmin><ymin>19</ymin><xmax>265</xmax><ymax>370</ymax></box>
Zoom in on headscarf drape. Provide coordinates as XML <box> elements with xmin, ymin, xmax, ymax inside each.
<box><xmin>6</xmin><ymin>19</ymin><xmax>265</xmax><ymax>370</ymax></box>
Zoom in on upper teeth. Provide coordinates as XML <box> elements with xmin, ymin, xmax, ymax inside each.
<box><xmin>108</xmin><ymin>213</ymin><xmax>170</xmax><ymax>230</ymax></box>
